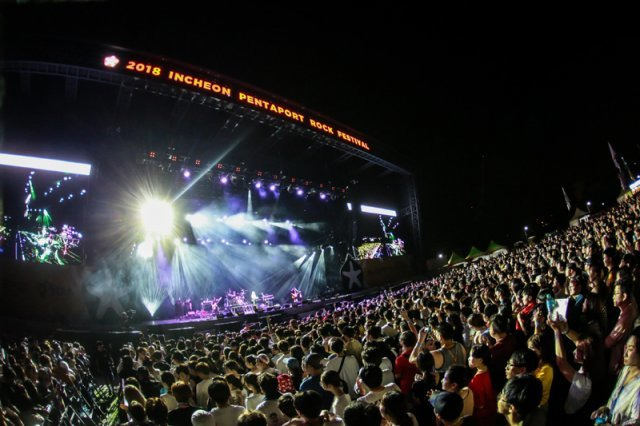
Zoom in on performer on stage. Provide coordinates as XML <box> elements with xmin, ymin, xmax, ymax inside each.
<box><xmin>291</xmin><ymin>287</ymin><xmax>302</xmax><ymax>303</ymax></box>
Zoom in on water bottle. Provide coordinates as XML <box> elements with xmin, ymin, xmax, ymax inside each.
<box><xmin>545</xmin><ymin>293</ymin><xmax>558</xmax><ymax>321</ymax></box>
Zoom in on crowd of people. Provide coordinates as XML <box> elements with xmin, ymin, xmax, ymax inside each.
<box><xmin>2</xmin><ymin>194</ymin><xmax>640</xmax><ymax>426</ymax></box>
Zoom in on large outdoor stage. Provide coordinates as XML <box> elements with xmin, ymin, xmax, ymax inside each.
<box><xmin>0</xmin><ymin>37</ymin><xmax>422</xmax><ymax>329</ymax></box>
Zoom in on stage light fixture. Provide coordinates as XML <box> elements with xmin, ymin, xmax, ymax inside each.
<box><xmin>319</xmin><ymin>193</ymin><xmax>327</xmax><ymax>200</ymax></box>
<box><xmin>140</xmin><ymin>199</ymin><xmax>174</xmax><ymax>236</ymax></box>
<box><xmin>269</xmin><ymin>183</ymin><xmax>277</xmax><ymax>191</ymax></box>
<box><xmin>255</xmin><ymin>181</ymin><xmax>262</xmax><ymax>189</ymax></box>
<box><xmin>136</xmin><ymin>240</ymin><xmax>153</xmax><ymax>259</ymax></box>
<box><xmin>347</xmin><ymin>202</ymin><xmax>353</xmax><ymax>211</ymax></box>
<box><xmin>0</xmin><ymin>152</ymin><xmax>92</xmax><ymax>175</ymax></box>
<box><xmin>296</xmin><ymin>188</ymin><xmax>304</xmax><ymax>196</ymax></box>
<box><xmin>220</xmin><ymin>175</ymin><xmax>229</xmax><ymax>184</ymax></box>
<box><xmin>360</xmin><ymin>204</ymin><xmax>397</xmax><ymax>217</ymax></box>
<box><xmin>183</xmin><ymin>169</ymin><xmax>191</xmax><ymax>178</ymax></box>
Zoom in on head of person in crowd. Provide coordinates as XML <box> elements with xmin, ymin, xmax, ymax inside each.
<box><xmin>497</xmin><ymin>375</ymin><xmax>542</xmax><ymax>426</ymax></box>
<box><xmin>127</xmin><ymin>400</ymin><xmax>148</xmax><ymax>425</ymax></box>
<box><xmin>302</xmin><ymin>353</ymin><xmax>324</xmax><ymax>378</ymax></box>
<box><xmin>527</xmin><ymin>334</ymin><xmax>554</xmax><ymax>367</ymax></box>
<box><xmin>171</xmin><ymin>381</ymin><xmax>193</xmax><ymax>404</ymax></box>
<box><xmin>435</xmin><ymin>323</ymin><xmax>455</xmax><ymax>346</ymax></box>
<box><xmin>343</xmin><ymin>400</ymin><xmax>383</xmax><ymax>426</ymax></box>
<box><xmin>612</xmin><ymin>282</ymin><xmax>633</xmax><ymax>309</ymax></box>
<box><xmin>124</xmin><ymin>384</ymin><xmax>146</xmax><ymax>407</ymax></box>
<box><xmin>258</xmin><ymin>372</ymin><xmax>281</xmax><ymax>400</ymax></box>
<box><xmin>433</xmin><ymin>392</ymin><xmax>463</xmax><ymax>426</ymax></box>
<box><xmin>399</xmin><ymin>331</ymin><xmax>417</xmax><ymax>352</ymax></box>
<box><xmin>244</xmin><ymin>372</ymin><xmax>261</xmax><ymax>395</ymax></box>
<box><xmin>365</xmin><ymin>325</ymin><xmax>382</xmax><ymax>342</ymax></box>
<box><xmin>208</xmin><ymin>379</ymin><xmax>232</xmax><ymax>407</ymax></box>
<box><xmin>359</xmin><ymin>364</ymin><xmax>383</xmax><ymax>391</ymax></box>
<box><xmin>505</xmin><ymin>349</ymin><xmax>538</xmax><ymax>380</ymax></box>
<box><xmin>442</xmin><ymin>365</ymin><xmax>470</xmax><ymax>393</ymax></box>
<box><xmin>293</xmin><ymin>391</ymin><xmax>323</xmax><ymax>422</ymax></box>
<box><xmin>623</xmin><ymin>327</ymin><xmax>640</xmax><ymax>368</ymax></box>
<box><xmin>191</xmin><ymin>409</ymin><xmax>216</xmax><ymax>426</ymax></box>
<box><xmin>195</xmin><ymin>362</ymin><xmax>211</xmax><ymax>380</ymax></box>
<box><xmin>238</xmin><ymin>411</ymin><xmax>268</xmax><ymax>426</ymax></box>
<box><xmin>174</xmin><ymin>365</ymin><xmax>190</xmax><ymax>384</ymax></box>
<box><xmin>489</xmin><ymin>314</ymin><xmax>511</xmax><ymax>341</ymax></box>
<box><xmin>320</xmin><ymin>370</ymin><xmax>347</xmax><ymax>396</ymax></box>
<box><xmin>416</xmin><ymin>351</ymin><xmax>436</xmax><ymax>385</ymax></box>
<box><xmin>380</xmin><ymin>391</ymin><xmax>413</xmax><ymax>426</ymax></box>
<box><xmin>145</xmin><ymin>397</ymin><xmax>168</xmax><ymax>425</ymax></box>
<box><xmin>568</xmin><ymin>274</ymin><xmax>585</xmax><ymax>297</ymax></box>
<box><xmin>278</xmin><ymin>392</ymin><xmax>298</xmax><ymax>419</ymax></box>
<box><xmin>468</xmin><ymin>344</ymin><xmax>491</xmax><ymax>371</ymax></box>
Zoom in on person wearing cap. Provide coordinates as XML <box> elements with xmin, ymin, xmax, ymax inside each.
<box><xmin>300</xmin><ymin>353</ymin><xmax>333</xmax><ymax>410</ymax></box>
<box><xmin>257</xmin><ymin>353</ymin><xmax>279</xmax><ymax>375</ymax></box>
<box><xmin>278</xmin><ymin>357</ymin><xmax>303</xmax><ymax>393</ymax></box>
<box><xmin>432</xmin><ymin>392</ymin><xmax>463</xmax><ymax>426</ymax></box>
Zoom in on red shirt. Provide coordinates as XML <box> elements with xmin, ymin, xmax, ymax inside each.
<box><xmin>394</xmin><ymin>348</ymin><xmax>418</xmax><ymax>394</ymax></box>
<box><xmin>468</xmin><ymin>370</ymin><xmax>496</xmax><ymax>424</ymax></box>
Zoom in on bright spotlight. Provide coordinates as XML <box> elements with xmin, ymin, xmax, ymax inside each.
<box><xmin>183</xmin><ymin>169</ymin><xmax>191</xmax><ymax>178</ymax></box>
<box><xmin>140</xmin><ymin>199</ymin><xmax>174</xmax><ymax>236</ymax></box>
<box><xmin>220</xmin><ymin>175</ymin><xmax>229</xmax><ymax>184</ymax></box>
<box><xmin>296</xmin><ymin>188</ymin><xmax>304</xmax><ymax>196</ymax></box>
<box><xmin>185</xmin><ymin>212</ymin><xmax>206</xmax><ymax>227</ymax></box>
<box><xmin>319</xmin><ymin>193</ymin><xmax>327</xmax><ymax>200</ymax></box>
<box><xmin>269</xmin><ymin>183</ymin><xmax>277</xmax><ymax>191</ymax></box>
<box><xmin>137</xmin><ymin>240</ymin><xmax>153</xmax><ymax>259</ymax></box>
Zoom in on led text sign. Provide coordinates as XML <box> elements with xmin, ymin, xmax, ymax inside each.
<box><xmin>103</xmin><ymin>55</ymin><xmax>371</xmax><ymax>151</ymax></box>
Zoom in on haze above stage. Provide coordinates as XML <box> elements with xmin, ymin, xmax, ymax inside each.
<box><xmin>0</xmin><ymin>36</ymin><xmax>422</xmax><ymax>327</ymax></box>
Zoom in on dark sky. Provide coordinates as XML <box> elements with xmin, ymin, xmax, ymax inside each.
<box><xmin>3</xmin><ymin>3</ymin><xmax>640</xmax><ymax>258</ymax></box>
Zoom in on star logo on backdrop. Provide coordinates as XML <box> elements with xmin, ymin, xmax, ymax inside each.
<box><xmin>86</xmin><ymin>269</ymin><xmax>127</xmax><ymax>319</ymax></box>
<box><xmin>342</xmin><ymin>260</ymin><xmax>362</xmax><ymax>290</ymax></box>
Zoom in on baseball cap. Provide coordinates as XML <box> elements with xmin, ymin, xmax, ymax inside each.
<box><xmin>283</xmin><ymin>357</ymin><xmax>300</xmax><ymax>370</ymax></box>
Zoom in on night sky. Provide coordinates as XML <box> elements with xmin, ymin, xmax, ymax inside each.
<box><xmin>3</xmin><ymin>4</ymin><xmax>640</xmax><ymax>259</ymax></box>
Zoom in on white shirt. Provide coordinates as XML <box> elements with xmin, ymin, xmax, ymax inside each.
<box><xmin>275</xmin><ymin>353</ymin><xmax>288</xmax><ymax>373</ymax></box>
<box><xmin>257</xmin><ymin>399</ymin><xmax>287</xmax><ymax>426</ymax></box>
<box><xmin>564</xmin><ymin>370</ymin><xmax>592</xmax><ymax>414</ymax></box>
<box><xmin>245</xmin><ymin>393</ymin><xmax>263</xmax><ymax>411</ymax></box>
<box><xmin>357</xmin><ymin>383</ymin><xmax>401</xmax><ymax>404</ymax></box>
<box><xmin>326</xmin><ymin>355</ymin><xmax>360</xmax><ymax>399</ymax></box>
<box><xmin>380</xmin><ymin>357</ymin><xmax>395</xmax><ymax>387</ymax></box>
<box><xmin>210</xmin><ymin>405</ymin><xmax>245</xmax><ymax>426</ymax></box>
<box><xmin>196</xmin><ymin>378</ymin><xmax>213</xmax><ymax>408</ymax></box>
<box><xmin>160</xmin><ymin>392</ymin><xmax>178</xmax><ymax>411</ymax></box>
<box><xmin>381</xmin><ymin>323</ymin><xmax>399</xmax><ymax>337</ymax></box>
<box><xmin>331</xmin><ymin>394</ymin><xmax>351</xmax><ymax>418</ymax></box>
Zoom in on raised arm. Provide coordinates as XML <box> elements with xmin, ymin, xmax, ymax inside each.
<box><xmin>548</xmin><ymin>319</ymin><xmax>576</xmax><ymax>383</ymax></box>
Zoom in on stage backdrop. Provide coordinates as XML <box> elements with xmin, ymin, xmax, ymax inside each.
<box><xmin>0</xmin><ymin>260</ymin><xmax>91</xmax><ymax>324</ymax></box>
<box><xmin>360</xmin><ymin>255</ymin><xmax>413</xmax><ymax>287</ymax></box>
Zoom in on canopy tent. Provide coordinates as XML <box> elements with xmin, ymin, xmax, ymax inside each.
<box><xmin>465</xmin><ymin>246</ymin><xmax>485</xmax><ymax>261</ymax></box>
<box><xmin>486</xmin><ymin>240</ymin><xmax>507</xmax><ymax>253</ymax></box>
<box><xmin>447</xmin><ymin>252</ymin><xmax>466</xmax><ymax>266</ymax></box>
<box><xmin>569</xmin><ymin>208</ymin><xmax>589</xmax><ymax>227</ymax></box>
